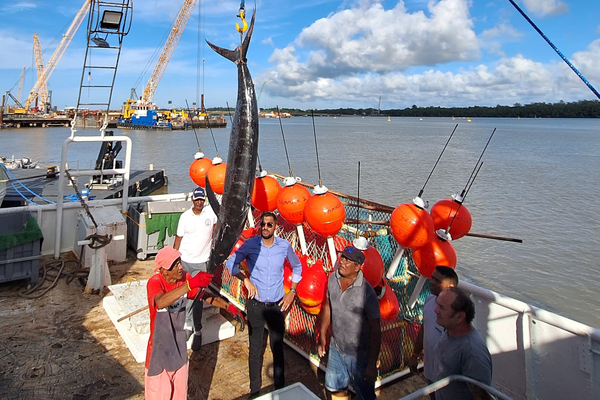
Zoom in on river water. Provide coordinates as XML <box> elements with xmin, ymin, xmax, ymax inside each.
<box><xmin>2</xmin><ymin>116</ymin><xmax>600</xmax><ymax>327</ymax></box>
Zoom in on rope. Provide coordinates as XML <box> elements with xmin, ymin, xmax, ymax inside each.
<box><xmin>507</xmin><ymin>0</ymin><xmax>600</xmax><ymax>100</ymax></box>
<box><xmin>18</xmin><ymin>255</ymin><xmax>88</xmax><ymax>299</ymax></box>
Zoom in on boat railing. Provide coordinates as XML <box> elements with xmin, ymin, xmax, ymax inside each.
<box><xmin>460</xmin><ymin>281</ymin><xmax>600</xmax><ymax>399</ymax></box>
<box><xmin>398</xmin><ymin>375</ymin><xmax>514</xmax><ymax>400</ymax></box>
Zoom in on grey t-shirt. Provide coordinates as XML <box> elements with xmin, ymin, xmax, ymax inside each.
<box><xmin>432</xmin><ymin>328</ymin><xmax>493</xmax><ymax>400</ymax></box>
<box><xmin>328</xmin><ymin>267</ymin><xmax>380</xmax><ymax>358</ymax></box>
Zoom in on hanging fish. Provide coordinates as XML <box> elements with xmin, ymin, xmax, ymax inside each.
<box><xmin>205</xmin><ymin>10</ymin><xmax>259</xmax><ymax>274</ymax></box>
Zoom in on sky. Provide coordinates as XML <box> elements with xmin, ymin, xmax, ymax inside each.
<box><xmin>1</xmin><ymin>0</ymin><xmax>600</xmax><ymax>111</ymax></box>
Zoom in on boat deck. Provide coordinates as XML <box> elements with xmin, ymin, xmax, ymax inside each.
<box><xmin>0</xmin><ymin>251</ymin><xmax>427</xmax><ymax>399</ymax></box>
<box><xmin>2</xmin><ymin>168</ymin><xmax>166</xmax><ymax>207</ymax></box>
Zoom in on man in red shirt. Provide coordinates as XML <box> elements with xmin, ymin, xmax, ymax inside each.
<box><xmin>145</xmin><ymin>246</ymin><xmax>243</xmax><ymax>399</ymax></box>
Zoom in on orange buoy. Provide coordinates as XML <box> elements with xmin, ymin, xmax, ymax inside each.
<box><xmin>276</xmin><ymin>184</ymin><xmax>311</xmax><ymax>225</ymax></box>
<box><xmin>301</xmin><ymin>302</ymin><xmax>322</xmax><ymax>315</ymax></box>
<box><xmin>189</xmin><ymin>157</ymin><xmax>213</xmax><ymax>187</ymax></box>
<box><xmin>411</xmin><ymin>234</ymin><xmax>457</xmax><ymax>278</ymax></box>
<box><xmin>431</xmin><ymin>198</ymin><xmax>472</xmax><ymax>240</ymax></box>
<box><xmin>304</xmin><ymin>192</ymin><xmax>345</xmax><ymax>237</ymax></box>
<box><xmin>389</xmin><ymin>203</ymin><xmax>434</xmax><ymax>249</ymax></box>
<box><xmin>296</xmin><ymin>258</ymin><xmax>327</xmax><ymax>307</ymax></box>
<box><xmin>251</xmin><ymin>175</ymin><xmax>282</xmax><ymax>212</ymax></box>
<box><xmin>379</xmin><ymin>281</ymin><xmax>400</xmax><ymax>321</ymax></box>
<box><xmin>362</xmin><ymin>246</ymin><xmax>385</xmax><ymax>288</ymax></box>
<box><xmin>206</xmin><ymin>161</ymin><xmax>227</xmax><ymax>194</ymax></box>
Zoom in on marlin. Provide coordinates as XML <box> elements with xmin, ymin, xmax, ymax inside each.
<box><xmin>205</xmin><ymin>11</ymin><xmax>259</xmax><ymax>274</ymax></box>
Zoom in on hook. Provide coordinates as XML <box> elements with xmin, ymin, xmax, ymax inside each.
<box><xmin>236</xmin><ymin>9</ymin><xmax>248</xmax><ymax>33</ymax></box>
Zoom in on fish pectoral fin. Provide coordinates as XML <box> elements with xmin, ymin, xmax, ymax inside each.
<box><xmin>205</xmin><ymin>175</ymin><xmax>221</xmax><ymax>215</ymax></box>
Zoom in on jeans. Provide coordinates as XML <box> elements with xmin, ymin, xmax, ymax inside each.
<box><xmin>182</xmin><ymin>260</ymin><xmax>207</xmax><ymax>332</ymax></box>
<box><xmin>325</xmin><ymin>342</ymin><xmax>377</xmax><ymax>400</ymax></box>
<box><xmin>246</xmin><ymin>298</ymin><xmax>286</xmax><ymax>394</ymax></box>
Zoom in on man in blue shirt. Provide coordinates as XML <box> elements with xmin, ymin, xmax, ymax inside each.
<box><xmin>225</xmin><ymin>211</ymin><xmax>302</xmax><ymax>398</ymax></box>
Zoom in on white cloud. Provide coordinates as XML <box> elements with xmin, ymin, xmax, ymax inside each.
<box><xmin>482</xmin><ymin>22</ymin><xmax>521</xmax><ymax>40</ymax></box>
<box><xmin>522</xmin><ymin>0</ymin><xmax>568</xmax><ymax>18</ymax></box>
<box><xmin>262</xmin><ymin>37</ymin><xmax>274</xmax><ymax>46</ymax></box>
<box><xmin>1</xmin><ymin>0</ymin><xmax>37</xmax><ymax>13</ymax></box>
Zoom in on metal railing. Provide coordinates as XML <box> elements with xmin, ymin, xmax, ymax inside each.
<box><xmin>399</xmin><ymin>375</ymin><xmax>513</xmax><ymax>400</ymax></box>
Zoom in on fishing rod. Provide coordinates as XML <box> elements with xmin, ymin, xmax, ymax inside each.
<box><xmin>458</xmin><ymin>128</ymin><xmax>496</xmax><ymax>199</ymax></box>
<box><xmin>446</xmin><ymin>162</ymin><xmax>483</xmax><ymax>237</ymax></box>
<box><xmin>507</xmin><ymin>0</ymin><xmax>600</xmax><ymax>100</ymax></box>
<box><xmin>184</xmin><ymin>99</ymin><xmax>202</xmax><ymax>151</ymax></box>
<box><xmin>356</xmin><ymin>161</ymin><xmax>361</xmax><ymax>236</ymax></box>
<box><xmin>277</xmin><ymin>105</ymin><xmax>294</xmax><ymax>178</ymax></box>
<box><xmin>417</xmin><ymin>124</ymin><xmax>459</xmax><ymax>200</ymax></box>
<box><xmin>310</xmin><ymin>109</ymin><xmax>323</xmax><ymax>187</ymax></box>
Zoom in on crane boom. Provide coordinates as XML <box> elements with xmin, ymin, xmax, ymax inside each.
<box><xmin>21</xmin><ymin>0</ymin><xmax>90</xmax><ymax>112</ymax></box>
<box><xmin>33</xmin><ymin>34</ymin><xmax>49</xmax><ymax>109</ymax></box>
<box><xmin>16</xmin><ymin>66</ymin><xmax>26</xmax><ymax>103</ymax></box>
<box><xmin>141</xmin><ymin>0</ymin><xmax>197</xmax><ymax>104</ymax></box>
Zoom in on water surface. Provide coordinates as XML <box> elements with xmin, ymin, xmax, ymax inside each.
<box><xmin>2</xmin><ymin>116</ymin><xmax>599</xmax><ymax>327</ymax></box>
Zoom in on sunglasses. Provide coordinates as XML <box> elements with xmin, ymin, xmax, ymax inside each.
<box><xmin>260</xmin><ymin>222</ymin><xmax>275</xmax><ymax>228</ymax></box>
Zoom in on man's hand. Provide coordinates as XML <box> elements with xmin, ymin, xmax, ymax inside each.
<box><xmin>227</xmin><ymin>304</ymin><xmax>246</xmax><ymax>332</ymax></box>
<box><xmin>187</xmin><ymin>272</ymin><xmax>214</xmax><ymax>290</ymax></box>
<box><xmin>278</xmin><ymin>291</ymin><xmax>295</xmax><ymax>312</ymax></box>
<box><xmin>408</xmin><ymin>354</ymin><xmax>419</xmax><ymax>374</ymax></box>
<box><xmin>317</xmin><ymin>335</ymin><xmax>327</xmax><ymax>358</ymax></box>
<box><xmin>243</xmin><ymin>277</ymin><xmax>259</xmax><ymax>299</ymax></box>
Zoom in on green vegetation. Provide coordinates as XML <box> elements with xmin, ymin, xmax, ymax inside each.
<box><xmin>208</xmin><ymin>100</ymin><xmax>600</xmax><ymax>118</ymax></box>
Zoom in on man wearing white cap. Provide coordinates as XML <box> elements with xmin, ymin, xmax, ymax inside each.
<box><xmin>174</xmin><ymin>186</ymin><xmax>217</xmax><ymax>350</ymax></box>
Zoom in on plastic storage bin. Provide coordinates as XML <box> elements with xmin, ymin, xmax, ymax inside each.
<box><xmin>0</xmin><ymin>212</ymin><xmax>43</xmax><ymax>284</ymax></box>
<box><xmin>127</xmin><ymin>200</ymin><xmax>191</xmax><ymax>260</ymax></box>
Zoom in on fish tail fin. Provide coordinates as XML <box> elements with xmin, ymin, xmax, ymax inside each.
<box><xmin>206</xmin><ymin>10</ymin><xmax>255</xmax><ymax>63</ymax></box>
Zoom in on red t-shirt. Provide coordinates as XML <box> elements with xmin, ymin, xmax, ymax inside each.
<box><xmin>145</xmin><ymin>272</ymin><xmax>189</xmax><ymax>369</ymax></box>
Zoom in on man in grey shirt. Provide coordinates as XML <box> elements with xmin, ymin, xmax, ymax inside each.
<box><xmin>318</xmin><ymin>246</ymin><xmax>381</xmax><ymax>400</ymax></box>
<box><xmin>433</xmin><ymin>287</ymin><xmax>493</xmax><ymax>400</ymax></box>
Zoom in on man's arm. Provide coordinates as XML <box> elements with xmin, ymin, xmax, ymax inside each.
<box><xmin>317</xmin><ymin>297</ymin><xmax>331</xmax><ymax>358</ymax></box>
<box><xmin>173</xmin><ymin>235</ymin><xmax>182</xmax><ymax>251</ymax></box>
<box><xmin>408</xmin><ymin>322</ymin><xmax>424</xmax><ymax>373</ymax></box>
<box><xmin>364</xmin><ymin>318</ymin><xmax>382</xmax><ymax>382</ymax></box>
<box><xmin>226</xmin><ymin>241</ymin><xmax>259</xmax><ymax>299</ymax></box>
<box><xmin>154</xmin><ymin>284</ymin><xmax>189</xmax><ymax>309</ymax></box>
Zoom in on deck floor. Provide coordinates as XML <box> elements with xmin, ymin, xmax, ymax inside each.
<box><xmin>0</xmin><ymin>251</ymin><xmax>427</xmax><ymax>400</ymax></box>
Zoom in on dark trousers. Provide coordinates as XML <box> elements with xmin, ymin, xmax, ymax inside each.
<box><xmin>246</xmin><ymin>298</ymin><xmax>286</xmax><ymax>394</ymax></box>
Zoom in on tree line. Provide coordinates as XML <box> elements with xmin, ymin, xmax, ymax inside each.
<box><xmin>208</xmin><ymin>100</ymin><xmax>600</xmax><ymax>118</ymax></box>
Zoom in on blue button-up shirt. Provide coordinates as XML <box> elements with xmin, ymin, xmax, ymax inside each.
<box><xmin>225</xmin><ymin>236</ymin><xmax>303</xmax><ymax>303</ymax></box>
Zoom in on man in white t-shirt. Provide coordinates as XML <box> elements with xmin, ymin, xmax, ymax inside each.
<box><xmin>173</xmin><ymin>186</ymin><xmax>217</xmax><ymax>351</ymax></box>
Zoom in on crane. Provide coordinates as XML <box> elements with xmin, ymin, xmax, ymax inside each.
<box><xmin>33</xmin><ymin>34</ymin><xmax>49</xmax><ymax>110</ymax></box>
<box><xmin>140</xmin><ymin>0</ymin><xmax>197</xmax><ymax>104</ymax></box>
<box><xmin>16</xmin><ymin>66</ymin><xmax>26</xmax><ymax>103</ymax></box>
<box><xmin>17</xmin><ymin>0</ymin><xmax>90</xmax><ymax>113</ymax></box>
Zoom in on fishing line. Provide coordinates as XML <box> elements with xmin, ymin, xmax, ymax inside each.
<box><xmin>417</xmin><ymin>124</ymin><xmax>458</xmax><ymax>198</ymax></box>
<box><xmin>276</xmin><ymin>105</ymin><xmax>294</xmax><ymax>177</ymax></box>
<box><xmin>507</xmin><ymin>0</ymin><xmax>600</xmax><ymax>100</ymax></box>
<box><xmin>184</xmin><ymin>99</ymin><xmax>202</xmax><ymax>150</ymax></box>
<box><xmin>460</xmin><ymin>128</ymin><xmax>496</xmax><ymax>198</ymax></box>
<box><xmin>310</xmin><ymin>109</ymin><xmax>323</xmax><ymax>186</ymax></box>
